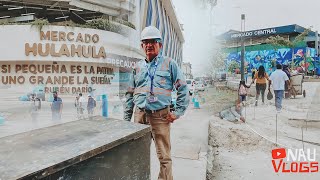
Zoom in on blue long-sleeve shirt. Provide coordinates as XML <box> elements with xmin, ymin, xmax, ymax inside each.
<box><xmin>124</xmin><ymin>55</ymin><xmax>189</xmax><ymax>121</ymax></box>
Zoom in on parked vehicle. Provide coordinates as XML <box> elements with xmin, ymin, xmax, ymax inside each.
<box><xmin>215</xmin><ymin>72</ymin><xmax>227</xmax><ymax>81</ymax></box>
<box><xmin>196</xmin><ymin>82</ymin><xmax>205</xmax><ymax>91</ymax></box>
<box><xmin>186</xmin><ymin>79</ymin><xmax>196</xmax><ymax>95</ymax></box>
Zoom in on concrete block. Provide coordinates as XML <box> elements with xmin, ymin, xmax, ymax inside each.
<box><xmin>0</xmin><ymin>117</ymin><xmax>151</xmax><ymax>180</ymax></box>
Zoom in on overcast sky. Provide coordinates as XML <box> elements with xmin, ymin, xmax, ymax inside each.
<box><xmin>171</xmin><ymin>0</ymin><xmax>320</xmax><ymax>76</ymax></box>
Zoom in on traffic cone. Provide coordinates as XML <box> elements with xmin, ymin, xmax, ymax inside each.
<box><xmin>194</xmin><ymin>98</ymin><xmax>200</xmax><ymax>109</ymax></box>
<box><xmin>102</xmin><ymin>94</ymin><xmax>108</xmax><ymax>118</ymax></box>
<box><xmin>0</xmin><ymin>116</ymin><xmax>4</xmax><ymax>125</ymax></box>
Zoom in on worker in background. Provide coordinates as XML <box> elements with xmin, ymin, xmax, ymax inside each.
<box><xmin>51</xmin><ymin>91</ymin><xmax>63</xmax><ymax>120</ymax></box>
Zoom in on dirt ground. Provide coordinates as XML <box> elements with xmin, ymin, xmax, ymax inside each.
<box><xmin>206</xmin><ymin>83</ymin><xmax>320</xmax><ymax>180</ymax></box>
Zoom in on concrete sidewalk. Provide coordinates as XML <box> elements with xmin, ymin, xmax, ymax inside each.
<box><xmin>242</xmin><ymin>82</ymin><xmax>320</xmax><ymax>148</ymax></box>
<box><xmin>151</xmin><ymin>98</ymin><xmax>211</xmax><ymax>180</ymax></box>
<box><xmin>207</xmin><ymin>82</ymin><xmax>320</xmax><ymax>180</ymax></box>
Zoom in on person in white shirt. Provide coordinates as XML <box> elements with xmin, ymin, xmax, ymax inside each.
<box><xmin>78</xmin><ymin>93</ymin><xmax>86</xmax><ymax>119</ymax></box>
<box><xmin>269</xmin><ymin>64</ymin><xmax>290</xmax><ymax>112</ymax></box>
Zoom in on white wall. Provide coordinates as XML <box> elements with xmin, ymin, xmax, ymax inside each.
<box><xmin>0</xmin><ymin>25</ymin><xmax>144</xmax><ymax>63</ymax></box>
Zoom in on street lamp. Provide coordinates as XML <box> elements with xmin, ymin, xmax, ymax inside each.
<box><xmin>240</xmin><ymin>14</ymin><xmax>245</xmax><ymax>81</ymax></box>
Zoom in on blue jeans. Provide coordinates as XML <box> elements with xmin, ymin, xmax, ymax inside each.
<box><xmin>274</xmin><ymin>90</ymin><xmax>284</xmax><ymax>111</ymax></box>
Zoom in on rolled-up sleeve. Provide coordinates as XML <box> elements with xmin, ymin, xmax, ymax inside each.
<box><xmin>124</xmin><ymin>70</ymin><xmax>135</xmax><ymax>121</ymax></box>
<box><xmin>170</xmin><ymin>61</ymin><xmax>190</xmax><ymax>117</ymax></box>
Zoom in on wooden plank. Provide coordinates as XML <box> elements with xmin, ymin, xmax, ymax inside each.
<box><xmin>0</xmin><ymin>117</ymin><xmax>150</xmax><ymax>180</ymax></box>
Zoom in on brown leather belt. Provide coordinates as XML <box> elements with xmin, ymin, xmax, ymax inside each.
<box><xmin>138</xmin><ymin>106</ymin><xmax>168</xmax><ymax>114</ymax></box>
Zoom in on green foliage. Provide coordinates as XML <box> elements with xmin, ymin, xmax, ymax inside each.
<box><xmin>53</xmin><ymin>20</ymin><xmax>77</xmax><ymax>28</ymax></box>
<box><xmin>85</xmin><ymin>18</ymin><xmax>122</xmax><ymax>34</ymax></box>
<box><xmin>206</xmin><ymin>47</ymin><xmax>227</xmax><ymax>77</ymax></box>
<box><xmin>266</xmin><ymin>28</ymin><xmax>311</xmax><ymax>69</ymax></box>
<box><xmin>30</xmin><ymin>19</ymin><xmax>49</xmax><ymax>31</ymax></box>
<box><xmin>266</xmin><ymin>28</ymin><xmax>311</xmax><ymax>49</ymax></box>
<box><xmin>0</xmin><ymin>20</ymin><xmax>10</xmax><ymax>25</ymax></box>
<box><xmin>201</xmin><ymin>0</ymin><xmax>218</xmax><ymax>9</ymax></box>
<box><xmin>228</xmin><ymin>61</ymin><xmax>240</xmax><ymax>72</ymax></box>
<box><xmin>114</xmin><ymin>19</ymin><xmax>136</xmax><ymax>29</ymax></box>
<box><xmin>266</xmin><ymin>35</ymin><xmax>293</xmax><ymax>48</ymax></box>
<box><xmin>1</xmin><ymin>17</ymin><xmax>135</xmax><ymax>35</ymax></box>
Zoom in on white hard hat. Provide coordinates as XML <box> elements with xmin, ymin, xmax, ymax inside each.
<box><xmin>141</xmin><ymin>26</ymin><xmax>162</xmax><ymax>41</ymax></box>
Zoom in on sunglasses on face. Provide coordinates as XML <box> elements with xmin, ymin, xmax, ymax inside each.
<box><xmin>142</xmin><ymin>39</ymin><xmax>161</xmax><ymax>45</ymax></box>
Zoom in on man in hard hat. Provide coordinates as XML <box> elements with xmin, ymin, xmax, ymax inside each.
<box><xmin>124</xmin><ymin>26</ymin><xmax>189</xmax><ymax>179</ymax></box>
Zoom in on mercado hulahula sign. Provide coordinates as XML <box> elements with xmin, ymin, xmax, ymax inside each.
<box><xmin>25</xmin><ymin>31</ymin><xmax>106</xmax><ymax>59</ymax></box>
<box><xmin>0</xmin><ymin>26</ymin><xmax>141</xmax><ymax>94</ymax></box>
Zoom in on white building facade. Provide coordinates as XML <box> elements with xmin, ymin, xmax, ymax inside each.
<box><xmin>0</xmin><ymin>0</ymin><xmax>184</xmax><ymax>98</ymax></box>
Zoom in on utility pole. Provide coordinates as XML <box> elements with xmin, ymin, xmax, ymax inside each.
<box><xmin>315</xmin><ymin>31</ymin><xmax>319</xmax><ymax>76</ymax></box>
<box><xmin>240</xmin><ymin>14</ymin><xmax>245</xmax><ymax>81</ymax></box>
<box><xmin>316</xmin><ymin>31</ymin><xmax>319</xmax><ymax>56</ymax></box>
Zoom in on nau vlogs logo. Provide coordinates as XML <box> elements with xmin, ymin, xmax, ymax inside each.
<box><xmin>272</xmin><ymin>148</ymin><xmax>319</xmax><ymax>173</ymax></box>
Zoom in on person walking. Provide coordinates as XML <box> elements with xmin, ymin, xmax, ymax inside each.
<box><xmin>74</xmin><ymin>95</ymin><xmax>81</xmax><ymax>119</ymax></box>
<box><xmin>124</xmin><ymin>26</ymin><xmax>189</xmax><ymax>180</ymax></box>
<box><xmin>269</xmin><ymin>64</ymin><xmax>290</xmax><ymax>112</ymax></box>
<box><xmin>282</xmin><ymin>65</ymin><xmax>291</xmax><ymax>98</ymax></box>
<box><xmin>78</xmin><ymin>93</ymin><xmax>85</xmax><ymax>119</ymax></box>
<box><xmin>51</xmin><ymin>91</ymin><xmax>63</xmax><ymax>120</ymax></box>
<box><xmin>251</xmin><ymin>67</ymin><xmax>257</xmax><ymax>80</ymax></box>
<box><xmin>30</xmin><ymin>93</ymin><xmax>41</xmax><ymax>121</ymax></box>
<box><xmin>238</xmin><ymin>80</ymin><xmax>250</xmax><ymax>105</ymax></box>
<box><xmin>251</xmin><ymin>65</ymin><xmax>269</xmax><ymax>106</ymax></box>
<box><xmin>87</xmin><ymin>94</ymin><xmax>96</xmax><ymax>118</ymax></box>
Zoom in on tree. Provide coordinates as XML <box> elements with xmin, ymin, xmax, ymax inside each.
<box><xmin>206</xmin><ymin>47</ymin><xmax>227</xmax><ymax>78</ymax></box>
<box><xmin>266</xmin><ymin>28</ymin><xmax>310</xmax><ymax>69</ymax></box>
<box><xmin>198</xmin><ymin>0</ymin><xmax>218</xmax><ymax>10</ymax></box>
<box><xmin>228</xmin><ymin>61</ymin><xmax>240</xmax><ymax>73</ymax></box>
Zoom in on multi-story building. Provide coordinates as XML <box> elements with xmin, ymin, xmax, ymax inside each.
<box><xmin>218</xmin><ymin>24</ymin><xmax>320</xmax><ymax>75</ymax></box>
<box><xmin>182</xmin><ymin>62</ymin><xmax>192</xmax><ymax>79</ymax></box>
<box><xmin>0</xmin><ymin>0</ymin><xmax>184</xmax><ymax>98</ymax></box>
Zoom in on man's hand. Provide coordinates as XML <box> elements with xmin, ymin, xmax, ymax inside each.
<box><xmin>240</xmin><ymin>116</ymin><xmax>245</xmax><ymax>123</ymax></box>
<box><xmin>166</xmin><ymin>112</ymin><xmax>178</xmax><ymax>123</ymax></box>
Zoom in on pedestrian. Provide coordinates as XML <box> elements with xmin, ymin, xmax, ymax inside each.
<box><xmin>124</xmin><ymin>26</ymin><xmax>189</xmax><ymax>180</ymax></box>
<box><xmin>78</xmin><ymin>93</ymin><xmax>85</xmax><ymax>119</ymax></box>
<box><xmin>29</xmin><ymin>93</ymin><xmax>40</xmax><ymax>121</ymax></box>
<box><xmin>87</xmin><ymin>94</ymin><xmax>96</xmax><ymax>118</ymax></box>
<box><xmin>251</xmin><ymin>65</ymin><xmax>269</xmax><ymax>106</ymax></box>
<box><xmin>51</xmin><ymin>91</ymin><xmax>63</xmax><ymax>120</ymax></box>
<box><xmin>282</xmin><ymin>65</ymin><xmax>291</xmax><ymax>99</ymax></box>
<box><xmin>251</xmin><ymin>67</ymin><xmax>257</xmax><ymax>79</ymax></box>
<box><xmin>234</xmin><ymin>99</ymin><xmax>245</xmax><ymax>122</ymax></box>
<box><xmin>291</xmin><ymin>67</ymin><xmax>298</xmax><ymax>75</ymax></box>
<box><xmin>244</xmin><ymin>68</ymin><xmax>248</xmax><ymax>83</ymax></box>
<box><xmin>74</xmin><ymin>95</ymin><xmax>81</xmax><ymax>119</ymax></box>
<box><xmin>269</xmin><ymin>64</ymin><xmax>290</xmax><ymax>112</ymax></box>
<box><xmin>238</xmin><ymin>80</ymin><xmax>250</xmax><ymax>105</ymax></box>
<box><xmin>220</xmin><ymin>99</ymin><xmax>245</xmax><ymax>123</ymax></box>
